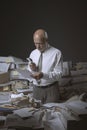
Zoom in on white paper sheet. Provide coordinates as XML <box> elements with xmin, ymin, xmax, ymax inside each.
<box><xmin>0</xmin><ymin>63</ymin><xmax>10</xmax><ymax>72</ymax></box>
<box><xmin>42</xmin><ymin>102</ymin><xmax>66</xmax><ymax>109</ymax></box>
<box><xmin>17</xmin><ymin>87</ymin><xmax>33</xmax><ymax>93</ymax></box>
<box><xmin>0</xmin><ymin>56</ymin><xmax>14</xmax><ymax>63</ymax></box>
<box><xmin>13</xmin><ymin>108</ymin><xmax>33</xmax><ymax>118</ymax></box>
<box><xmin>0</xmin><ymin>92</ymin><xmax>11</xmax><ymax>104</ymax></box>
<box><xmin>10</xmin><ymin>93</ymin><xmax>24</xmax><ymax>99</ymax></box>
<box><xmin>16</xmin><ymin>69</ymin><xmax>32</xmax><ymax>79</ymax></box>
<box><xmin>66</xmin><ymin>100</ymin><xmax>87</xmax><ymax>116</ymax></box>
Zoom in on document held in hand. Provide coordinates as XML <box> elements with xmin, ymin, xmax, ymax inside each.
<box><xmin>16</xmin><ymin>69</ymin><xmax>32</xmax><ymax>79</ymax></box>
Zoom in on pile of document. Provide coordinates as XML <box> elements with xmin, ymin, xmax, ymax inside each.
<box><xmin>4</xmin><ymin>100</ymin><xmax>87</xmax><ymax>130</ymax></box>
<box><xmin>59</xmin><ymin>61</ymin><xmax>87</xmax><ymax>101</ymax></box>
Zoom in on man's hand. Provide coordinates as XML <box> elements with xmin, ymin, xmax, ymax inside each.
<box><xmin>29</xmin><ymin>63</ymin><xmax>37</xmax><ymax>71</ymax></box>
<box><xmin>31</xmin><ymin>72</ymin><xmax>43</xmax><ymax>80</ymax></box>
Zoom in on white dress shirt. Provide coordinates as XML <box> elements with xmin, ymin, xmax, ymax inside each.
<box><xmin>28</xmin><ymin>44</ymin><xmax>63</xmax><ymax>86</ymax></box>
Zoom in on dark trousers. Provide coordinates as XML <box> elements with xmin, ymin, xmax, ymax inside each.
<box><xmin>33</xmin><ymin>82</ymin><xmax>59</xmax><ymax>104</ymax></box>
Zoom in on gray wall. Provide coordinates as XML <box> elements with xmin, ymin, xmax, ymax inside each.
<box><xmin>0</xmin><ymin>0</ymin><xmax>87</xmax><ymax>62</ymax></box>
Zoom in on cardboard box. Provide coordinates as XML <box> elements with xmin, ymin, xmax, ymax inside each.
<box><xmin>0</xmin><ymin>72</ymin><xmax>10</xmax><ymax>84</ymax></box>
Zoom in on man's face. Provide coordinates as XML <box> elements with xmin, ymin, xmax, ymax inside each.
<box><xmin>34</xmin><ymin>35</ymin><xmax>47</xmax><ymax>52</ymax></box>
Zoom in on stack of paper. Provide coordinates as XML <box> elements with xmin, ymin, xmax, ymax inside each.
<box><xmin>16</xmin><ymin>87</ymin><xmax>33</xmax><ymax>93</ymax></box>
<box><xmin>66</xmin><ymin>101</ymin><xmax>87</xmax><ymax>117</ymax></box>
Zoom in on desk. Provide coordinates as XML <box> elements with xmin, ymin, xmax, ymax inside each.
<box><xmin>67</xmin><ymin>117</ymin><xmax>87</xmax><ymax>130</ymax></box>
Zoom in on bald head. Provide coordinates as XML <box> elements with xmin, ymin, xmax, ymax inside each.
<box><xmin>33</xmin><ymin>29</ymin><xmax>48</xmax><ymax>42</ymax></box>
<box><xmin>33</xmin><ymin>29</ymin><xmax>48</xmax><ymax>52</ymax></box>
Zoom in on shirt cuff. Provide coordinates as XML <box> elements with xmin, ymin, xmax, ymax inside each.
<box><xmin>42</xmin><ymin>72</ymin><xmax>49</xmax><ymax>79</ymax></box>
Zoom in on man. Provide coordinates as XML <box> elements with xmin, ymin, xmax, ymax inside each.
<box><xmin>28</xmin><ymin>29</ymin><xmax>63</xmax><ymax>103</ymax></box>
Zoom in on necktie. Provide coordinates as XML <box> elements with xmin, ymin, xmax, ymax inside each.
<box><xmin>38</xmin><ymin>53</ymin><xmax>43</xmax><ymax>71</ymax></box>
<box><xmin>37</xmin><ymin>53</ymin><xmax>43</xmax><ymax>84</ymax></box>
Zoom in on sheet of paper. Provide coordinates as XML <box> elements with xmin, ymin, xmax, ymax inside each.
<box><xmin>0</xmin><ymin>56</ymin><xmax>14</xmax><ymax>63</ymax></box>
<box><xmin>66</xmin><ymin>101</ymin><xmax>87</xmax><ymax>116</ymax></box>
<box><xmin>17</xmin><ymin>87</ymin><xmax>33</xmax><ymax>93</ymax></box>
<box><xmin>13</xmin><ymin>107</ymin><xmax>33</xmax><ymax>118</ymax></box>
<box><xmin>0</xmin><ymin>116</ymin><xmax>6</xmax><ymax>121</ymax></box>
<box><xmin>42</xmin><ymin>102</ymin><xmax>66</xmax><ymax>109</ymax></box>
<box><xmin>0</xmin><ymin>63</ymin><xmax>10</xmax><ymax>72</ymax></box>
<box><xmin>66</xmin><ymin>100</ymin><xmax>87</xmax><ymax>109</ymax></box>
<box><xmin>0</xmin><ymin>92</ymin><xmax>11</xmax><ymax>104</ymax></box>
<box><xmin>16</xmin><ymin>69</ymin><xmax>32</xmax><ymax>79</ymax></box>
